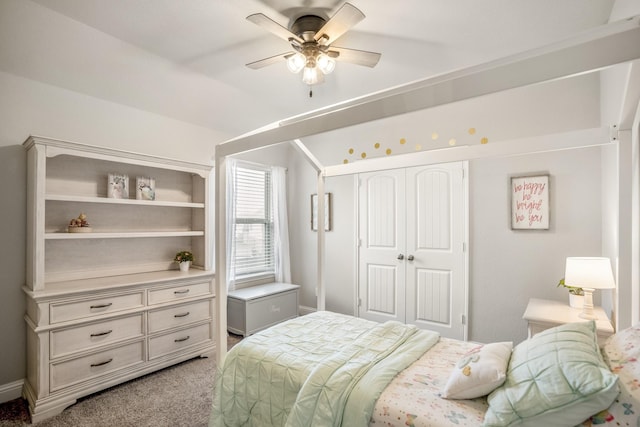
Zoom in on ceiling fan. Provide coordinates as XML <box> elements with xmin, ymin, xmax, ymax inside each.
<box><xmin>246</xmin><ymin>2</ymin><xmax>381</xmax><ymax>94</ymax></box>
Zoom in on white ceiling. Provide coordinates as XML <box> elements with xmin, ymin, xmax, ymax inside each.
<box><xmin>25</xmin><ymin>0</ymin><xmax>617</xmax><ymax>137</ymax></box>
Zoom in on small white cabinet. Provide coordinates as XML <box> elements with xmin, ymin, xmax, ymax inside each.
<box><xmin>22</xmin><ymin>136</ymin><xmax>215</xmax><ymax>422</ymax></box>
<box><xmin>227</xmin><ymin>283</ymin><xmax>300</xmax><ymax>336</ymax></box>
<box><xmin>523</xmin><ymin>298</ymin><xmax>614</xmax><ymax>346</ymax></box>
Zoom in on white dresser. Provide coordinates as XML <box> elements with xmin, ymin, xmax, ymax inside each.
<box><xmin>22</xmin><ymin>136</ymin><xmax>215</xmax><ymax>422</ymax></box>
<box><xmin>227</xmin><ymin>283</ymin><xmax>300</xmax><ymax>336</ymax></box>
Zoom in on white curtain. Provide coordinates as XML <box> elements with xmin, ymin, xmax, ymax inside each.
<box><xmin>272</xmin><ymin>166</ymin><xmax>291</xmax><ymax>283</ymax></box>
<box><xmin>225</xmin><ymin>158</ymin><xmax>238</xmax><ymax>291</ymax></box>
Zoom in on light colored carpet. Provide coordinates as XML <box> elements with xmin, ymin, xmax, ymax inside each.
<box><xmin>0</xmin><ymin>335</ymin><xmax>241</xmax><ymax>427</ymax></box>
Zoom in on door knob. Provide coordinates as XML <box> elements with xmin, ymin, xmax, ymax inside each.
<box><xmin>407</xmin><ymin>255</ymin><xmax>415</xmax><ymax>261</ymax></box>
<box><xmin>397</xmin><ymin>254</ymin><xmax>404</xmax><ymax>260</ymax></box>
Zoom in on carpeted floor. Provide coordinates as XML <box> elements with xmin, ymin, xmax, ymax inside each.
<box><xmin>0</xmin><ymin>334</ymin><xmax>242</xmax><ymax>427</ymax></box>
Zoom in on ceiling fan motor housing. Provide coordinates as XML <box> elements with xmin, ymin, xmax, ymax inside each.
<box><xmin>291</xmin><ymin>15</ymin><xmax>326</xmax><ymax>42</ymax></box>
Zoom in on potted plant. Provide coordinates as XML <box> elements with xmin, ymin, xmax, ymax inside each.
<box><xmin>174</xmin><ymin>251</ymin><xmax>194</xmax><ymax>272</ymax></box>
<box><xmin>557</xmin><ymin>278</ymin><xmax>584</xmax><ymax>308</ymax></box>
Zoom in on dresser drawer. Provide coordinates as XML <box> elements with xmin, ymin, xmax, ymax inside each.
<box><xmin>148</xmin><ymin>281</ymin><xmax>211</xmax><ymax>305</ymax></box>
<box><xmin>148</xmin><ymin>322</ymin><xmax>212</xmax><ymax>360</ymax></box>
<box><xmin>50</xmin><ymin>314</ymin><xmax>144</xmax><ymax>359</ymax></box>
<box><xmin>50</xmin><ymin>340</ymin><xmax>144</xmax><ymax>392</ymax></box>
<box><xmin>148</xmin><ymin>300</ymin><xmax>213</xmax><ymax>334</ymax></box>
<box><xmin>50</xmin><ymin>291</ymin><xmax>144</xmax><ymax>324</ymax></box>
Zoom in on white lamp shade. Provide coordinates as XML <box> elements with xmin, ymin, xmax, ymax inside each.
<box><xmin>564</xmin><ymin>257</ymin><xmax>615</xmax><ymax>290</ymax></box>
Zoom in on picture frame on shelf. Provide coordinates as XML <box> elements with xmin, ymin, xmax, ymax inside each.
<box><xmin>136</xmin><ymin>176</ymin><xmax>156</xmax><ymax>201</ymax></box>
<box><xmin>510</xmin><ymin>174</ymin><xmax>549</xmax><ymax>230</ymax></box>
<box><xmin>107</xmin><ymin>173</ymin><xmax>129</xmax><ymax>199</ymax></box>
<box><xmin>311</xmin><ymin>193</ymin><xmax>332</xmax><ymax>231</ymax></box>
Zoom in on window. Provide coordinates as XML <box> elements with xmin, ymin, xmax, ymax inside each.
<box><xmin>231</xmin><ymin>163</ymin><xmax>274</xmax><ymax>278</ymax></box>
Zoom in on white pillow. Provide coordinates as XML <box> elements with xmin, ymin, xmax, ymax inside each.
<box><xmin>442</xmin><ymin>341</ymin><xmax>512</xmax><ymax>399</ymax></box>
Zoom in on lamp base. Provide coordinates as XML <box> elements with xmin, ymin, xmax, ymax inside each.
<box><xmin>579</xmin><ymin>288</ymin><xmax>596</xmax><ymax>320</ymax></box>
<box><xmin>578</xmin><ymin>311</ymin><xmax>598</xmax><ymax>320</ymax></box>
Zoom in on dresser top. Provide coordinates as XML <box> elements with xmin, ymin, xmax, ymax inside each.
<box><xmin>228</xmin><ymin>282</ymin><xmax>300</xmax><ymax>301</ymax></box>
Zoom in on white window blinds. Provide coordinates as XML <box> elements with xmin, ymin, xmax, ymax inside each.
<box><xmin>231</xmin><ymin>163</ymin><xmax>274</xmax><ymax>277</ymax></box>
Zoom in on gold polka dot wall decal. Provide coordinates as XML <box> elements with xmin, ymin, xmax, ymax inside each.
<box><xmin>449</xmin><ymin>138</ymin><xmax>457</xmax><ymax>146</ymax></box>
<box><xmin>374</xmin><ymin>142</ymin><xmax>380</xmax><ymax>149</ymax></box>
<box><xmin>431</xmin><ymin>132</ymin><xmax>439</xmax><ymax>140</ymax></box>
<box><xmin>400</xmin><ymin>138</ymin><xmax>406</xmax><ymax>145</ymax></box>
<box><xmin>348</xmin><ymin>148</ymin><xmax>354</xmax><ymax>154</ymax></box>
<box><xmin>361</xmin><ymin>152</ymin><xmax>367</xmax><ymax>159</ymax></box>
<box><xmin>415</xmin><ymin>144</ymin><xmax>422</xmax><ymax>151</ymax></box>
<box><xmin>468</xmin><ymin>128</ymin><xmax>476</xmax><ymax>135</ymax></box>
<box><xmin>386</xmin><ymin>148</ymin><xmax>392</xmax><ymax>155</ymax></box>
<box><xmin>344</xmin><ymin>159</ymin><xmax>349</xmax><ymax>164</ymax></box>
<box><xmin>481</xmin><ymin>137</ymin><xmax>489</xmax><ymax>144</ymax></box>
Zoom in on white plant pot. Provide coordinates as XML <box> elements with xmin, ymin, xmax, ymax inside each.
<box><xmin>179</xmin><ymin>261</ymin><xmax>190</xmax><ymax>272</ymax></box>
<box><xmin>569</xmin><ymin>293</ymin><xmax>584</xmax><ymax>309</ymax></box>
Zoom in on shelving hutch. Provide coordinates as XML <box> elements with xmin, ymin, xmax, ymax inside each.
<box><xmin>22</xmin><ymin>135</ymin><xmax>215</xmax><ymax>422</ymax></box>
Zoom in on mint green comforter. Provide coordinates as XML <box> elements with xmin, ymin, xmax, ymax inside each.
<box><xmin>210</xmin><ymin>311</ymin><xmax>439</xmax><ymax>427</ymax></box>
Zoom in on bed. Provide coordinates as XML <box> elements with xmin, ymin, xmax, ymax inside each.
<box><xmin>209</xmin><ymin>311</ymin><xmax>640</xmax><ymax>427</ymax></box>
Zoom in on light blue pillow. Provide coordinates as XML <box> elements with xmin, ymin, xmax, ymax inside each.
<box><xmin>483</xmin><ymin>321</ymin><xmax>619</xmax><ymax>427</ymax></box>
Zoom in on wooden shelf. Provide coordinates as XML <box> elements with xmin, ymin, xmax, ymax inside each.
<box><xmin>46</xmin><ymin>194</ymin><xmax>204</xmax><ymax>208</ymax></box>
<box><xmin>45</xmin><ymin>230</ymin><xmax>204</xmax><ymax>240</ymax></box>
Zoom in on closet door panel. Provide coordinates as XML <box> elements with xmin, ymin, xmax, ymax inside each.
<box><xmin>406</xmin><ymin>163</ymin><xmax>466</xmax><ymax>339</ymax></box>
<box><xmin>358</xmin><ymin>170</ymin><xmax>406</xmax><ymax>323</ymax></box>
<box><xmin>414</xmin><ymin>268</ymin><xmax>451</xmax><ymax>324</ymax></box>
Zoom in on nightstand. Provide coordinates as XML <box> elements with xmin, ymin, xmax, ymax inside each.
<box><xmin>523</xmin><ymin>298</ymin><xmax>614</xmax><ymax>346</ymax></box>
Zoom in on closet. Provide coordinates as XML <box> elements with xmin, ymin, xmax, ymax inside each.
<box><xmin>357</xmin><ymin>162</ymin><xmax>468</xmax><ymax>340</ymax></box>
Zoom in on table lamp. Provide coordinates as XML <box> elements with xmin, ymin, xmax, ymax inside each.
<box><xmin>564</xmin><ymin>257</ymin><xmax>615</xmax><ymax>319</ymax></box>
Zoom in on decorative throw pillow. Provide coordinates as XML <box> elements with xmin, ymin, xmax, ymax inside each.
<box><xmin>577</xmin><ymin>324</ymin><xmax>640</xmax><ymax>426</ymax></box>
<box><xmin>483</xmin><ymin>321</ymin><xmax>619</xmax><ymax>427</ymax></box>
<box><xmin>442</xmin><ymin>341</ymin><xmax>513</xmax><ymax>399</ymax></box>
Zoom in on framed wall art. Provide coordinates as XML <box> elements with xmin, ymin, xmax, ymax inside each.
<box><xmin>311</xmin><ymin>193</ymin><xmax>332</xmax><ymax>231</ymax></box>
<box><xmin>107</xmin><ymin>173</ymin><xmax>129</xmax><ymax>199</ymax></box>
<box><xmin>136</xmin><ymin>176</ymin><xmax>156</xmax><ymax>201</ymax></box>
<box><xmin>511</xmin><ymin>174</ymin><xmax>549</xmax><ymax>230</ymax></box>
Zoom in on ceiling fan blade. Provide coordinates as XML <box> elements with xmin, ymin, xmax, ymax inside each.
<box><xmin>329</xmin><ymin>46</ymin><xmax>381</xmax><ymax>68</ymax></box>
<box><xmin>314</xmin><ymin>3</ymin><xmax>365</xmax><ymax>45</ymax></box>
<box><xmin>247</xmin><ymin>13</ymin><xmax>304</xmax><ymax>45</ymax></box>
<box><xmin>246</xmin><ymin>52</ymin><xmax>294</xmax><ymax>70</ymax></box>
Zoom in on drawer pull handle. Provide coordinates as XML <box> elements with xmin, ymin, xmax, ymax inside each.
<box><xmin>174</xmin><ymin>312</ymin><xmax>190</xmax><ymax>318</ymax></box>
<box><xmin>90</xmin><ymin>302</ymin><xmax>113</xmax><ymax>309</ymax></box>
<box><xmin>174</xmin><ymin>289</ymin><xmax>190</xmax><ymax>295</ymax></box>
<box><xmin>271</xmin><ymin>305</ymin><xmax>281</xmax><ymax>313</ymax></box>
<box><xmin>90</xmin><ymin>330</ymin><xmax>113</xmax><ymax>337</ymax></box>
<box><xmin>174</xmin><ymin>335</ymin><xmax>190</xmax><ymax>343</ymax></box>
<box><xmin>90</xmin><ymin>358</ymin><xmax>113</xmax><ymax>368</ymax></box>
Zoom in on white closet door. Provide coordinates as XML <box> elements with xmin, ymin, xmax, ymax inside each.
<box><xmin>358</xmin><ymin>169</ymin><xmax>407</xmax><ymax>324</ymax></box>
<box><xmin>405</xmin><ymin>163</ymin><xmax>466</xmax><ymax>340</ymax></box>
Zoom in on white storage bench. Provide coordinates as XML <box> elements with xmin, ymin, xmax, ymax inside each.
<box><xmin>227</xmin><ymin>282</ymin><xmax>300</xmax><ymax>336</ymax></box>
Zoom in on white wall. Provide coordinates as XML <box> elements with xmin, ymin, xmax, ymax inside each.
<box><xmin>287</xmin><ymin>143</ymin><xmax>605</xmax><ymax>344</ymax></box>
<box><xmin>468</xmin><ymin>147</ymin><xmax>603</xmax><ymax>343</ymax></box>
<box><xmin>0</xmin><ymin>70</ymin><xmax>224</xmax><ymax>393</ymax></box>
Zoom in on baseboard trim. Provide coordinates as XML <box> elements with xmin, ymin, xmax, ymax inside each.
<box><xmin>0</xmin><ymin>379</ymin><xmax>24</xmax><ymax>404</ymax></box>
<box><xmin>299</xmin><ymin>305</ymin><xmax>316</xmax><ymax>316</ymax></box>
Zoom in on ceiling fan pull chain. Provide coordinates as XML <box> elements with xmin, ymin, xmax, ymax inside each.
<box><xmin>309</xmin><ymin>86</ymin><xmax>313</xmax><ymax>98</ymax></box>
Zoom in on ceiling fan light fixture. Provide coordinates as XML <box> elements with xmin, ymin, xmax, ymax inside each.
<box><xmin>317</xmin><ymin>54</ymin><xmax>336</xmax><ymax>74</ymax></box>
<box><xmin>302</xmin><ymin>66</ymin><xmax>320</xmax><ymax>85</ymax></box>
<box><xmin>286</xmin><ymin>53</ymin><xmax>306</xmax><ymax>73</ymax></box>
